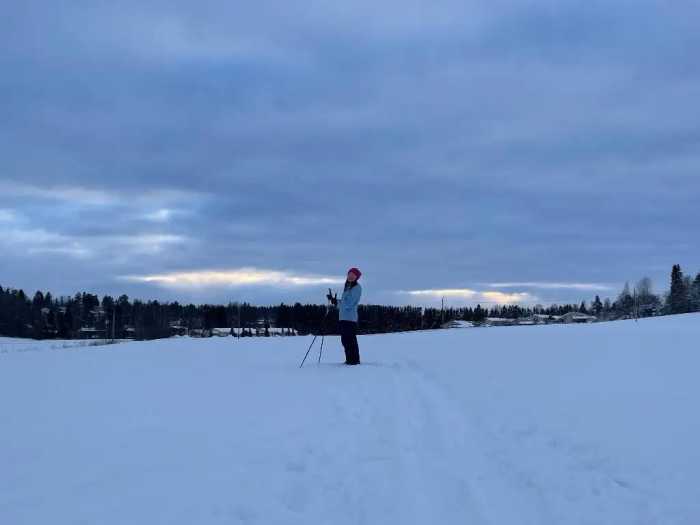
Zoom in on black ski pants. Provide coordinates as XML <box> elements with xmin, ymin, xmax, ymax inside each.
<box><xmin>339</xmin><ymin>320</ymin><xmax>360</xmax><ymax>365</ymax></box>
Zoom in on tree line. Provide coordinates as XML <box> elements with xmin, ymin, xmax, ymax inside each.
<box><xmin>1</xmin><ymin>263</ymin><xmax>699</xmax><ymax>340</ymax></box>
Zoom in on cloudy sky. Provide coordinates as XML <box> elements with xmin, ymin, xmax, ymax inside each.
<box><xmin>1</xmin><ymin>0</ymin><xmax>698</xmax><ymax>307</ymax></box>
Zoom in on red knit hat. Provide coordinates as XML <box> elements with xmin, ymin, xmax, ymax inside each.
<box><xmin>348</xmin><ymin>267</ymin><xmax>362</xmax><ymax>279</ymax></box>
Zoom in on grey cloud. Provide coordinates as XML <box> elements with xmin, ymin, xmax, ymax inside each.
<box><xmin>1</xmin><ymin>1</ymin><xmax>699</xmax><ymax>305</ymax></box>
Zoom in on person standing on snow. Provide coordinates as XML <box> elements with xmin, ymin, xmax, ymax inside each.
<box><xmin>327</xmin><ymin>268</ymin><xmax>362</xmax><ymax>365</ymax></box>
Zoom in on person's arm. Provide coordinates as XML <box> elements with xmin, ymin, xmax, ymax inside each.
<box><xmin>336</xmin><ymin>291</ymin><xmax>344</xmax><ymax>309</ymax></box>
<box><xmin>343</xmin><ymin>285</ymin><xmax>361</xmax><ymax>312</ymax></box>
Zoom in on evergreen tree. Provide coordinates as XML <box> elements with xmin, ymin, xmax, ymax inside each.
<box><xmin>668</xmin><ymin>264</ymin><xmax>689</xmax><ymax>314</ymax></box>
<box><xmin>32</xmin><ymin>291</ymin><xmax>45</xmax><ymax>309</ymax></box>
<box><xmin>592</xmin><ymin>295</ymin><xmax>603</xmax><ymax>317</ymax></box>
<box><xmin>616</xmin><ymin>282</ymin><xmax>634</xmax><ymax>317</ymax></box>
<box><xmin>689</xmin><ymin>273</ymin><xmax>700</xmax><ymax>312</ymax></box>
<box><xmin>683</xmin><ymin>276</ymin><xmax>693</xmax><ymax>313</ymax></box>
<box><xmin>46</xmin><ymin>310</ymin><xmax>56</xmax><ymax>336</ymax></box>
<box><xmin>59</xmin><ymin>309</ymin><xmax>73</xmax><ymax>338</ymax></box>
<box><xmin>472</xmin><ymin>304</ymin><xmax>486</xmax><ymax>325</ymax></box>
<box><xmin>603</xmin><ymin>298</ymin><xmax>612</xmax><ymax>319</ymax></box>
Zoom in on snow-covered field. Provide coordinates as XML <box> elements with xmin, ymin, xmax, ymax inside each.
<box><xmin>2</xmin><ymin>314</ymin><xmax>699</xmax><ymax>524</ymax></box>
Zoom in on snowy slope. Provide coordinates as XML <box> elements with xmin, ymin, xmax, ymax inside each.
<box><xmin>2</xmin><ymin>314</ymin><xmax>699</xmax><ymax>524</ymax></box>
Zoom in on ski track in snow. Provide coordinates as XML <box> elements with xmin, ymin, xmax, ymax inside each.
<box><xmin>267</xmin><ymin>360</ymin><xmax>489</xmax><ymax>524</ymax></box>
<box><xmin>390</xmin><ymin>360</ymin><xmax>490</xmax><ymax>524</ymax></box>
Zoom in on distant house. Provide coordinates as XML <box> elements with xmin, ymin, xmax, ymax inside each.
<box><xmin>516</xmin><ymin>319</ymin><xmax>536</xmax><ymax>326</ymax></box>
<box><xmin>169</xmin><ymin>325</ymin><xmax>188</xmax><ymax>337</ymax></box>
<box><xmin>230</xmin><ymin>327</ymin><xmax>297</xmax><ymax>337</ymax></box>
<box><xmin>485</xmin><ymin>317</ymin><xmax>519</xmax><ymax>327</ymax></box>
<box><xmin>637</xmin><ymin>304</ymin><xmax>659</xmax><ymax>317</ymax></box>
<box><xmin>168</xmin><ymin>319</ymin><xmax>188</xmax><ymax>337</ymax></box>
<box><xmin>441</xmin><ymin>320</ymin><xmax>475</xmax><ymax>329</ymax></box>
<box><xmin>90</xmin><ymin>307</ymin><xmax>106</xmax><ymax>320</ymax></box>
<box><xmin>558</xmin><ymin>312</ymin><xmax>597</xmax><ymax>324</ymax></box>
<box><xmin>270</xmin><ymin>327</ymin><xmax>298</xmax><ymax>336</ymax></box>
<box><xmin>211</xmin><ymin>327</ymin><xmax>232</xmax><ymax>337</ymax></box>
<box><xmin>78</xmin><ymin>327</ymin><xmax>106</xmax><ymax>339</ymax></box>
<box><xmin>531</xmin><ymin>314</ymin><xmax>562</xmax><ymax>324</ymax></box>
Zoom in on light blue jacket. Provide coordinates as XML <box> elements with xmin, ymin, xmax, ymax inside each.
<box><xmin>337</xmin><ymin>283</ymin><xmax>362</xmax><ymax>322</ymax></box>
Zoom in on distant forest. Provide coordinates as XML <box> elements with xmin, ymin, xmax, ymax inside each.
<box><xmin>1</xmin><ymin>264</ymin><xmax>699</xmax><ymax>340</ymax></box>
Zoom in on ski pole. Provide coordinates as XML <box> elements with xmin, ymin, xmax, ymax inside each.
<box><xmin>317</xmin><ymin>290</ymin><xmax>335</xmax><ymax>364</ymax></box>
<box><xmin>317</xmin><ymin>307</ymin><xmax>328</xmax><ymax>365</ymax></box>
<box><xmin>299</xmin><ymin>332</ymin><xmax>320</xmax><ymax>368</ymax></box>
<box><xmin>299</xmin><ymin>299</ymin><xmax>332</xmax><ymax>368</ymax></box>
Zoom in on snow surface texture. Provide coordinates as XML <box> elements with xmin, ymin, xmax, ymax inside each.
<box><xmin>2</xmin><ymin>314</ymin><xmax>699</xmax><ymax>524</ymax></box>
<box><xmin>0</xmin><ymin>338</ymin><xmax>126</xmax><ymax>354</ymax></box>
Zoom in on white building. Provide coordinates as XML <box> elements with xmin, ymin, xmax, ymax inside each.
<box><xmin>558</xmin><ymin>312</ymin><xmax>597</xmax><ymax>324</ymax></box>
